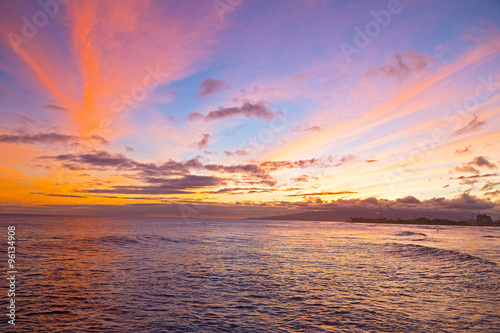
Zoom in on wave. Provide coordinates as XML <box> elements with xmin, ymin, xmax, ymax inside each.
<box><xmin>98</xmin><ymin>235</ymin><xmax>202</xmax><ymax>246</ymax></box>
<box><xmin>395</xmin><ymin>231</ymin><xmax>427</xmax><ymax>237</ymax></box>
<box><xmin>388</xmin><ymin>243</ymin><xmax>498</xmax><ymax>267</ymax></box>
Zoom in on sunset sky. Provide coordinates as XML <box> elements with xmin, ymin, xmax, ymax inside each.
<box><xmin>0</xmin><ymin>0</ymin><xmax>499</xmax><ymax>219</ymax></box>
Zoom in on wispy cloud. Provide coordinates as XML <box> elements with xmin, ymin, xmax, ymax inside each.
<box><xmin>396</xmin><ymin>195</ymin><xmax>421</xmax><ymax>204</ymax></box>
<box><xmin>453</xmin><ymin>115</ymin><xmax>486</xmax><ymax>136</ymax></box>
<box><xmin>44</xmin><ymin>104</ymin><xmax>69</xmax><ymax>112</ymax></box>
<box><xmin>366</xmin><ymin>49</ymin><xmax>433</xmax><ymax>79</ymax></box>
<box><xmin>292</xmin><ymin>124</ymin><xmax>322</xmax><ymax>132</ymax></box>
<box><xmin>0</xmin><ymin>132</ymin><xmax>108</xmax><ymax>145</ymax></box>
<box><xmin>80</xmin><ymin>175</ymin><xmax>224</xmax><ymax>195</ymax></box>
<box><xmin>191</xmin><ymin>133</ymin><xmax>211</xmax><ymax>150</ymax></box>
<box><xmin>224</xmin><ymin>149</ymin><xmax>249</xmax><ymax>156</ymax></box>
<box><xmin>334</xmin><ymin>154</ymin><xmax>356</xmax><ymax>167</ymax></box>
<box><xmin>198</xmin><ymin>78</ymin><xmax>228</xmax><ymax>96</ymax></box>
<box><xmin>455</xmin><ymin>145</ymin><xmax>472</xmax><ymax>155</ymax></box>
<box><xmin>287</xmin><ymin>191</ymin><xmax>357</xmax><ymax>197</ymax></box>
<box><xmin>31</xmin><ymin>192</ymin><xmax>87</xmax><ymax>198</ymax></box>
<box><xmin>455</xmin><ymin>156</ymin><xmax>497</xmax><ymax>173</ymax></box>
<box><xmin>188</xmin><ymin>102</ymin><xmax>277</xmax><ymax>122</ymax></box>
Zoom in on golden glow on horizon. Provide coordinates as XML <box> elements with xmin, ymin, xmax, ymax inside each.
<box><xmin>0</xmin><ymin>1</ymin><xmax>498</xmax><ymax>216</ymax></box>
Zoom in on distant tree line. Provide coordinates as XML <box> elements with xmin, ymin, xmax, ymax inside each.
<box><xmin>348</xmin><ymin>216</ymin><xmax>499</xmax><ymax>226</ymax></box>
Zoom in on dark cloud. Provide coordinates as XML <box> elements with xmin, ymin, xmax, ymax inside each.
<box><xmin>205</xmin><ymin>102</ymin><xmax>276</xmax><ymax>121</ymax></box>
<box><xmin>481</xmin><ymin>181</ymin><xmax>500</xmax><ymax>192</ymax></box>
<box><xmin>44</xmin><ymin>104</ymin><xmax>69</xmax><ymax>112</ymax></box>
<box><xmin>31</xmin><ymin>192</ymin><xmax>87</xmax><ymax>198</ymax></box>
<box><xmin>224</xmin><ymin>149</ymin><xmax>249</xmax><ymax>156</ymax></box>
<box><xmin>472</xmin><ymin>156</ymin><xmax>497</xmax><ymax>169</ymax></box>
<box><xmin>191</xmin><ymin>133</ymin><xmax>211</xmax><ymax>150</ymax></box>
<box><xmin>46</xmin><ymin>151</ymin><xmax>135</xmax><ymax>168</ymax></box>
<box><xmin>453</xmin><ymin>115</ymin><xmax>485</xmax><ymax>136</ymax></box>
<box><xmin>485</xmin><ymin>190</ymin><xmax>500</xmax><ymax>198</ymax></box>
<box><xmin>455</xmin><ymin>145</ymin><xmax>472</xmax><ymax>155</ymax></box>
<box><xmin>86</xmin><ymin>135</ymin><xmax>109</xmax><ymax>145</ymax></box>
<box><xmin>459</xmin><ymin>178</ymin><xmax>478</xmax><ymax>186</ymax></box>
<box><xmin>203</xmin><ymin>163</ymin><xmax>275</xmax><ymax>185</ymax></box>
<box><xmin>396</xmin><ymin>196</ymin><xmax>421</xmax><ymax>204</ymax></box>
<box><xmin>291</xmin><ymin>174</ymin><xmax>318</xmax><ymax>183</ymax></box>
<box><xmin>334</xmin><ymin>154</ymin><xmax>356</xmax><ymax>167</ymax></box>
<box><xmin>43</xmin><ymin>150</ymin><xmax>275</xmax><ymax>177</ymax></box>
<box><xmin>455</xmin><ymin>164</ymin><xmax>480</xmax><ymax>173</ymax></box>
<box><xmin>3</xmin><ymin>193</ymin><xmax>499</xmax><ymax>220</ymax></box>
<box><xmin>425</xmin><ymin>193</ymin><xmax>495</xmax><ymax>210</ymax></box>
<box><xmin>208</xmin><ymin>187</ymin><xmax>274</xmax><ymax>195</ymax></box>
<box><xmin>204</xmin><ymin>163</ymin><xmax>264</xmax><ymax>175</ymax></box>
<box><xmin>365</xmin><ymin>159</ymin><xmax>378</xmax><ymax>163</ymax></box>
<box><xmin>455</xmin><ymin>156</ymin><xmax>497</xmax><ymax>173</ymax></box>
<box><xmin>366</xmin><ymin>49</ymin><xmax>432</xmax><ymax>79</ymax></box>
<box><xmin>40</xmin><ymin>150</ymin><xmax>280</xmax><ymax>190</ymax></box>
<box><xmin>125</xmin><ymin>146</ymin><xmax>134</xmax><ymax>152</ymax></box>
<box><xmin>0</xmin><ymin>133</ymin><xmax>75</xmax><ymax>144</ymax></box>
<box><xmin>259</xmin><ymin>155</ymin><xmax>355</xmax><ymax>171</ymax></box>
<box><xmin>225</xmin><ymin>124</ymin><xmax>246</xmax><ymax>136</ymax></box>
<box><xmin>0</xmin><ymin>132</ymin><xmax>108</xmax><ymax>146</ymax></box>
<box><xmin>304</xmin><ymin>125</ymin><xmax>321</xmax><ymax>132</ymax></box>
<box><xmin>292</xmin><ymin>124</ymin><xmax>322</xmax><ymax>132</ymax></box>
<box><xmin>260</xmin><ymin>158</ymin><xmax>322</xmax><ymax>171</ymax></box>
<box><xmin>198</xmin><ymin>78</ymin><xmax>228</xmax><ymax>96</ymax></box>
<box><xmin>362</xmin><ymin>197</ymin><xmax>379</xmax><ymax>205</ymax></box>
<box><xmin>80</xmin><ymin>175</ymin><xmax>224</xmax><ymax>195</ymax></box>
<box><xmin>188</xmin><ymin>102</ymin><xmax>277</xmax><ymax>122</ymax></box>
<box><xmin>451</xmin><ymin>174</ymin><xmax>499</xmax><ymax>180</ymax></box>
<box><xmin>287</xmin><ymin>191</ymin><xmax>357</xmax><ymax>197</ymax></box>
<box><xmin>42</xmin><ymin>151</ymin><xmax>200</xmax><ymax>176</ymax></box>
<box><xmin>451</xmin><ymin>173</ymin><xmax>499</xmax><ymax>188</ymax></box>
<box><xmin>187</xmin><ymin>112</ymin><xmax>204</xmax><ymax>121</ymax></box>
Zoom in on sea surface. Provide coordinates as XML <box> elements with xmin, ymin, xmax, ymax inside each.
<box><xmin>0</xmin><ymin>214</ymin><xmax>499</xmax><ymax>332</ymax></box>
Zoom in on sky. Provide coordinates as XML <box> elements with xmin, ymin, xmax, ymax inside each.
<box><xmin>0</xmin><ymin>0</ymin><xmax>499</xmax><ymax>219</ymax></box>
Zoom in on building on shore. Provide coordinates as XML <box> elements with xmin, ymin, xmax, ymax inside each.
<box><xmin>476</xmin><ymin>214</ymin><xmax>493</xmax><ymax>224</ymax></box>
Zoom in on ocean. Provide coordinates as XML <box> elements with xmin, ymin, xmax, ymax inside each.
<box><xmin>1</xmin><ymin>214</ymin><xmax>499</xmax><ymax>332</ymax></box>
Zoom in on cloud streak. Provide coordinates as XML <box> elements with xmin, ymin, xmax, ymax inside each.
<box><xmin>366</xmin><ymin>50</ymin><xmax>433</xmax><ymax>79</ymax></box>
<box><xmin>198</xmin><ymin>78</ymin><xmax>228</xmax><ymax>96</ymax></box>
<box><xmin>453</xmin><ymin>115</ymin><xmax>485</xmax><ymax>136</ymax></box>
<box><xmin>0</xmin><ymin>132</ymin><xmax>108</xmax><ymax>145</ymax></box>
<box><xmin>188</xmin><ymin>102</ymin><xmax>277</xmax><ymax>122</ymax></box>
<box><xmin>455</xmin><ymin>156</ymin><xmax>497</xmax><ymax>173</ymax></box>
<box><xmin>191</xmin><ymin>133</ymin><xmax>211</xmax><ymax>150</ymax></box>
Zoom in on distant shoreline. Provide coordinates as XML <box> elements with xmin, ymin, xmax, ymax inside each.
<box><xmin>1</xmin><ymin>212</ymin><xmax>499</xmax><ymax>226</ymax></box>
<box><xmin>246</xmin><ymin>216</ymin><xmax>500</xmax><ymax>226</ymax></box>
<box><xmin>346</xmin><ymin>217</ymin><xmax>500</xmax><ymax>227</ymax></box>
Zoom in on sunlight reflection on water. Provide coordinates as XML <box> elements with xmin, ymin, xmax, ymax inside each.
<box><xmin>1</xmin><ymin>215</ymin><xmax>499</xmax><ymax>332</ymax></box>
